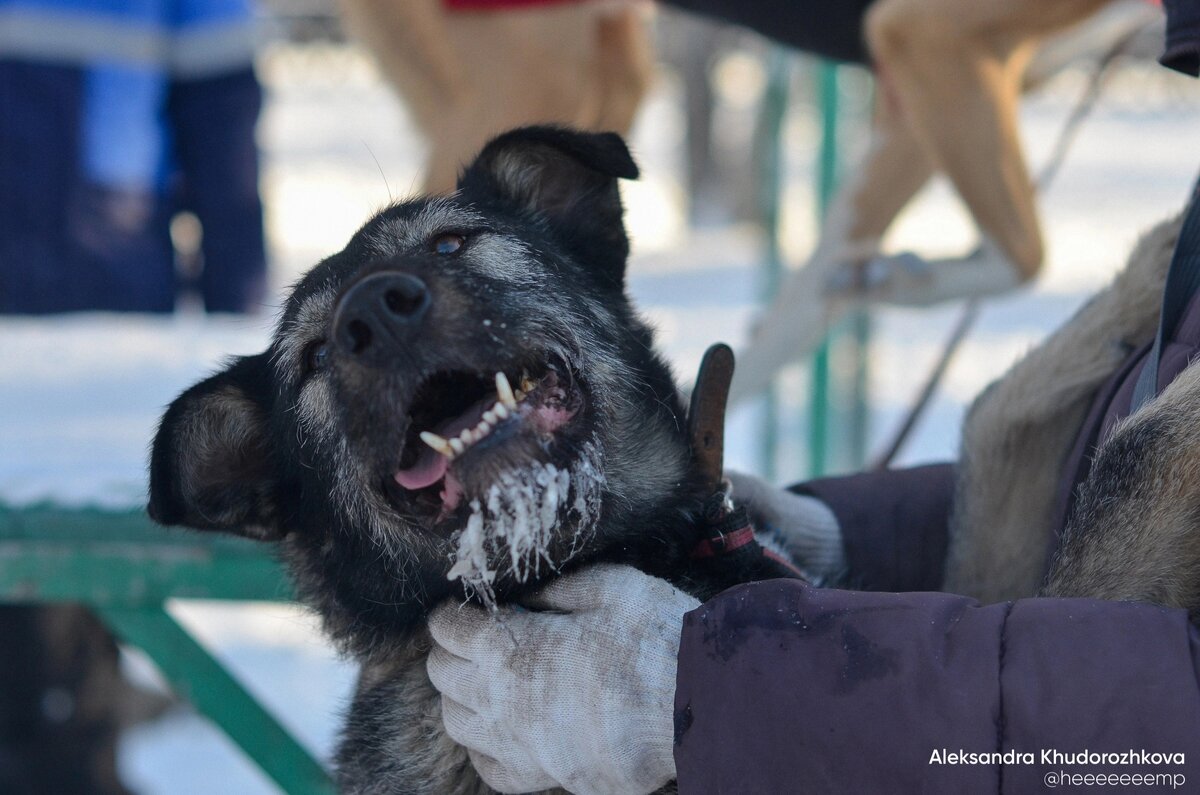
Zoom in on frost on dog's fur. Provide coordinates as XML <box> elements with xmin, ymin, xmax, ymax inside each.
<box><xmin>448</xmin><ymin>443</ymin><xmax>604</xmax><ymax>607</ymax></box>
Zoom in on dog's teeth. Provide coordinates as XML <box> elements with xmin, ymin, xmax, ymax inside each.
<box><xmin>493</xmin><ymin>402</ymin><xmax>510</xmax><ymax>419</ymax></box>
<box><xmin>459</xmin><ymin>427</ymin><xmax>475</xmax><ymax>443</ymax></box>
<box><xmin>449</xmin><ymin>438</ymin><xmax>466</xmax><ymax>455</ymax></box>
<box><xmin>476</xmin><ymin>419</ymin><xmax>492</xmax><ymax>436</ymax></box>
<box><xmin>483</xmin><ymin>410</ymin><xmax>497</xmax><ymax>425</ymax></box>
<box><xmin>495</xmin><ymin>371</ymin><xmax>517</xmax><ymax>409</ymax></box>
<box><xmin>419</xmin><ymin>432</ymin><xmax>453</xmax><ymax>458</ymax></box>
<box><xmin>514</xmin><ymin>389</ymin><xmax>526</xmax><ymax>402</ymax></box>
<box><xmin>521</xmin><ymin>377</ymin><xmax>537</xmax><ymax>393</ymax></box>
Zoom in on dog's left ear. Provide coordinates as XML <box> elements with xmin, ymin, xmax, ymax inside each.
<box><xmin>458</xmin><ymin>125</ymin><xmax>639</xmax><ymax>290</ymax></box>
<box><xmin>147</xmin><ymin>353</ymin><xmax>283</xmax><ymax>541</ymax></box>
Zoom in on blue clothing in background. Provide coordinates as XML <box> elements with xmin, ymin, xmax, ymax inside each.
<box><xmin>0</xmin><ymin>0</ymin><xmax>265</xmax><ymax>313</ymax></box>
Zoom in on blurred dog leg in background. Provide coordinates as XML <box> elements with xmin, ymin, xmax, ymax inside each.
<box><xmin>338</xmin><ymin>0</ymin><xmax>655</xmax><ymax>193</ymax></box>
<box><xmin>861</xmin><ymin>0</ymin><xmax>1118</xmax><ymax>283</ymax></box>
<box><xmin>727</xmin><ymin>0</ymin><xmax>1162</xmax><ymax>402</ymax></box>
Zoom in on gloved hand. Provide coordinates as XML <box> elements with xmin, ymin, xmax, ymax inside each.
<box><xmin>426</xmin><ymin>564</ymin><xmax>700</xmax><ymax>795</ymax></box>
<box><xmin>725</xmin><ymin>470</ymin><xmax>844</xmax><ymax>579</ymax></box>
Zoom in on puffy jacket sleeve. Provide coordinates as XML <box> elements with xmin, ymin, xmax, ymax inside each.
<box><xmin>673</xmin><ymin>579</ymin><xmax>1200</xmax><ymax>794</ymax></box>
<box><xmin>793</xmin><ymin>463</ymin><xmax>955</xmax><ymax>591</ymax></box>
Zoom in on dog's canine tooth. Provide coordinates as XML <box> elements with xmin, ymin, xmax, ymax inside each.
<box><xmin>449</xmin><ymin>437</ymin><xmax>466</xmax><ymax>455</ymax></box>
<box><xmin>495</xmin><ymin>372</ymin><xmax>517</xmax><ymax>409</ymax></box>
<box><xmin>493</xmin><ymin>402</ymin><xmax>509</xmax><ymax>419</ymax></box>
<box><xmin>419</xmin><ymin>431</ymin><xmax>453</xmax><ymax>458</ymax></box>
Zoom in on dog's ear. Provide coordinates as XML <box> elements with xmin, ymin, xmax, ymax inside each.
<box><xmin>458</xmin><ymin>125</ymin><xmax>639</xmax><ymax>289</ymax></box>
<box><xmin>148</xmin><ymin>353</ymin><xmax>282</xmax><ymax>541</ymax></box>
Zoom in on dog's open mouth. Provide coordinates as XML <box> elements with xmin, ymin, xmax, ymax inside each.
<box><xmin>390</xmin><ymin>354</ymin><xmax>584</xmax><ymax>518</ymax></box>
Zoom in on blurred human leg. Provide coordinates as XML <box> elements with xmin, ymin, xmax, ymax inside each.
<box><xmin>168</xmin><ymin>68</ymin><xmax>267</xmax><ymax>313</ymax></box>
<box><xmin>865</xmin><ymin>0</ymin><xmax>1112</xmax><ymax>279</ymax></box>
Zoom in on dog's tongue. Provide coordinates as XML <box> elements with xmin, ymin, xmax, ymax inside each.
<box><xmin>393</xmin><ymin>449</ymin><xmax>463</xmax><ymax>511</ymax></box>
<box><xmin>394</xmin><ymin>447</ymin><xmax>448</xmax><ymax>490</ymax></box>
<box><xmin>393</xmin><ymin>400</ymin><xmax>490</xmax><ymax>493</ymax></box>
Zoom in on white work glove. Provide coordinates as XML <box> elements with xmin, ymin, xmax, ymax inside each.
<box><xmin>725</xmin><ymin>470</ymin><xmax>844</xmax><ymax>579</ymax></box>
<box><xmin>426</xmin><ymin>564</ymin><xmax>700</xmax><ymax>795</ymax></box>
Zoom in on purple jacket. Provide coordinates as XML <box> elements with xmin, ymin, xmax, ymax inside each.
<box><xmin>673</xmin><ymin>7</ymin><xmax>1200</xmax><ymax>791</ymax></box>
<box><xmin>674</xmin><ymin>295</ymin><xmax>1200</xmax><ymax>789</ymax></box>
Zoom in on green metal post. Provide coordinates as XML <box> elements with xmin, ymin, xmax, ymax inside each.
<box><xmin>755</xmin><ymin>49</ymin><xmax>791</xmax><ymax>480</ymax></box>
<box><xmin>808</xmin><ymin>62</ymin><xmax>840</xmax><ymax>477</ymax></box>
<box><xmin>848</xmin><ymin>300</ymin><xmax>872</xmax><ymax>467</ymax></box>
<box><xmin>99</xmin><ymin>605</ymin><xmax>335</xmax><ymax>795</ymax></box>
<box><xmin>809</xmin><ymin>62</ymin><xmax>875</xmax><ymax>475</ymax></box>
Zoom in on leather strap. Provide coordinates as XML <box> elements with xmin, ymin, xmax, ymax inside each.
<box><xmin>686</xmin><ymin>343</ymin><xmax>808</xmax><ymax>582</ymax></box>
<box><xmin>687</xmin><ymin>343</ymin><xmax>736</xmax><ymax>494</ymax></box>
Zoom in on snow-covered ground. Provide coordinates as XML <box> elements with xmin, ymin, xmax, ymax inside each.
<box><xmin>1</xmin><ymin>38</ymin><xmax>1197</xmax><ymax>793</ymax></box>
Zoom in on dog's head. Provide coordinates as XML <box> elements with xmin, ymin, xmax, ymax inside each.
<box><xmin>149</xmin><ymin>127</ymin><xmax>703</xmax><ymax>650</ymax></box>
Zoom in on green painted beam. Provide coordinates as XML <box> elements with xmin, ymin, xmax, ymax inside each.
<box><xmin>0</xmin><ymin>502</ymin><xmax>330</xmax><ymax>794</ymax></box>
<box><xmin>0</xmin><ymin>503</ymin><xmax>292</xmax><ymax>604</ymax></box>
<box><xmin>99</xmin><ymin>605</ymin><xmax>335</xmax><ymax>795</ymax></box>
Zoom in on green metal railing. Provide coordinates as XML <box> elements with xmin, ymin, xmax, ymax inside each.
<box><xmin>0</xmin><ymin>502</ymin><xmax>335</xmax><ymax>795</ymax></box>
<box><xmin>755</xmin><ymin>54</ymin><xmax>871</xmax><ymax>481</ymax></box>
<box><xmin>754</xmin><ymin>50</ymin><xmax>790</xmax><ymax>481</ymax></box>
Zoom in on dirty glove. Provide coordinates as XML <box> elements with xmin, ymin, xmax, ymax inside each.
<box><xmin>426</xmin><ymin>564</ymin><xmax>700</xmax><ymax>795</ymax></box>
<box><xmin>726</xmin><ymin>470</ymin><xmax>844</xmax><ymax>578</ymax></box>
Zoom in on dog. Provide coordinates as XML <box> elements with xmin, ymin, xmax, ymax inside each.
<box><xmin>147</xmin><ymin>126</ymin><xmax>802</xmax><ymax>793</ymax></box>
<box><xmin>0</xmin><ymin>605</ymin><xmax>171</xmax><ymax>795</ymax></box>
<box><xmin>337</xmin><ymin>0</ymin><xmax>654</xmax><ymax>195</ymax></box>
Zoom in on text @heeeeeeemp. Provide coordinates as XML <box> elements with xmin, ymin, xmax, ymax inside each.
<box><xmin>929</xmin><ymin>749</ymin><xmax>1186</xmax><ymax>766</ymax></box>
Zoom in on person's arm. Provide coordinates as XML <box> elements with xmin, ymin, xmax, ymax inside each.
<box><xmin>728</xmin><ymin>463</ymin><xmax>955</xmax><ymax>589</ymax></box>
<box><xmin>428</xmin><ymin>564</ymin><xmax>1200</xmax><ymax>794</ymax></box>
<box><xmin>676</xmin><ymin>578</ymin><xmax>1200</xmax><ymax>793</ymax></box>
<box><xmin>792</xmin><ymin>462</ymin><xmax>955</xmax><ymax>590</ymax></box>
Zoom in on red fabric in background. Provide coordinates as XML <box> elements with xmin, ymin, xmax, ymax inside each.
<box><xmin>444</xmin><ymin>0</ymin><xmax>584</xmax><ymax>10</ymax></box>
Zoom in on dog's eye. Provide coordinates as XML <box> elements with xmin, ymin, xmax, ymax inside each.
<box><xmin>304</xmin><ymin>340</ymin><xmax>330</xmax><ymax>374</ymax></box>
<box><xmin>432</xmin><ymin>233</ymin><xmax>465</xmax><ymax>255</ymax></box>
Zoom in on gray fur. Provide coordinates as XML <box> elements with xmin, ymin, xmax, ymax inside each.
<box><xmin>946</xmin><ymin>215</ymin><xmax>1180</xmax><ymax>602</ymax></box>
<box><xmin>1044</xmin><ymin>361</ymin><xmax>1200</xmax><ymax>617</ymax></box>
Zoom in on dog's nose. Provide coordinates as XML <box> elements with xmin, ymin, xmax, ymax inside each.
<box><xmin>332</xmin><ymin>271</ymin><xmax>430</xmax><ymax>365</ymax></box>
